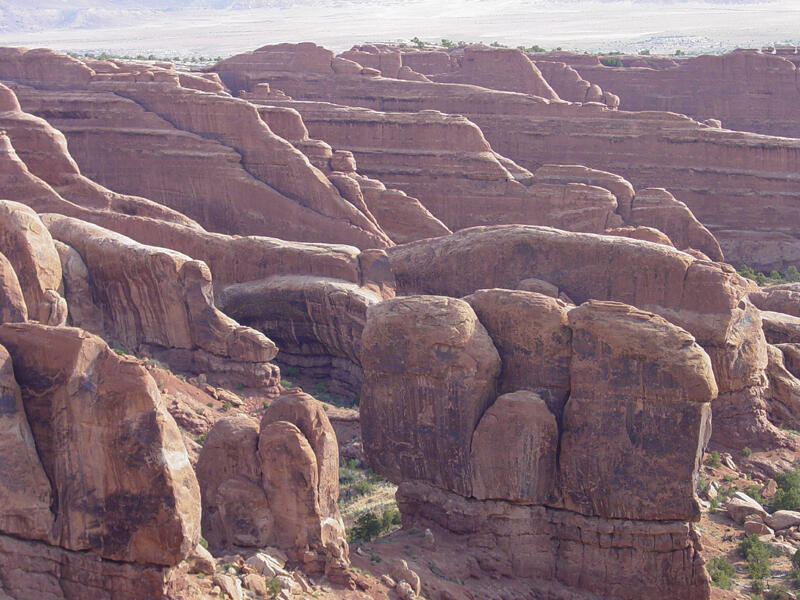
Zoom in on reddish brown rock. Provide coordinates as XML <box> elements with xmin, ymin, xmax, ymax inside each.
<box><xmin>0</xmin><ymin>323</ymin><xmax>200</xmax><ymax>565</ymax></box>
<box><xmin>429</xmin><ymin>46</ymin><xmax>558</xmax><ymax>100</ymax></box>
<box><xmin>261</xmin><ymin>389</ymin><xmax>341</xmax><ymax>520</ymax></box>
<box><xmin>257</xmin><ymin>99</ymin><xmax>622</xmax><ymax>236</ymax></box>
<box><xmin>196</xmin><ymin>415</ymin><xmax>273</xmax><ymax>550</ymax></box>
<box><xmin>0</xmin><ymin>344</ymin><xmax>53</xmax><ymax>542</ymax></box>
<box><xmin>397</xmin><ymin>481</ymin><xmax>709</xmax><ymax>600</ymax></box>
<box><xmin>560</xmin><ymin>301</ymin><xmax>714</xmax><ymax>521</ymax></box>
<box><xmin>214</xmin><ymin>43</ymin><xmax>800</xmax><ymax>270</ymax></box>
<box><xmin>553</xmin><ymin>50</ymin><xmax>800</xmax><ymax>138</ymax></box>
<box><xmin>44</xmin><ymin>214</ymin><xmax>280</xmax><ymax>390</ymax></box>
<box><xmin>463</xmin><ymin>289</ymin><xmax>571</xmax><ymax>415</ymax></box>
<box><xmin>197</xmin><ymin>391</ymin><xmax>347</xmax><ymax>566</ymax></box>
<box><xmin>360</xmin><ymin>296</ymin><xmax>500</xmax><ymax>496</ymax></box>
<box><xmin>0</xmin><ymin>251</ymin><xmax>27</xmax><ymax>323</ymax></box>
<box><xmin>470</xmin><ymin>391</ymin><xmax>558</xmax><ymax>503</ymax></box>
<box><xmin>387</xmin><ymin>225</ymin><xmax>775</xmax><ymax>448</ymax></box>
<box><xmin>0</xmin><ymin>200</ymin><xmax>62</xmax><ymax>322</ymax></box>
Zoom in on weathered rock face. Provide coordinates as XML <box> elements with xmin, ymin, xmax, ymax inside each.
<box><xmin>196</xmin><ymin>390</ymin><xmax>347</xmax><ymax>576</ymax></box>
<box><xmin>387</xmin><ymin>225</ymin><xmax>776</xmax><ymax>449</ymax></box>
<box><xmin>257</xmin><ymin>98</ymin><xmax>628</xmax><ymax>238</ymax></box>
<box><xmin>360</xmin><ymin>294</ymin><xmax>714</xmax><ymax>599</ymax></box>
<box><xmin>561</xmin><ymin>301</ymin><xmax>713</xmax><ymax>521</ymax></box>
<box><xmin>0</xmin><ymin>344</ymin><xmax>52</xmax><ymax>542</ymax></box>
<box><xmin>1</xmin><ymin>50</ymin><xmax>393</xmax><ymax>250</ymax></box>
<box><xmin>195</xmin><ymin>415</ymin><xmax>271</xmax><ymax>549</ymax></box>
<box><xmin>469</xmin><ymin>391</ymin><xmax>558</xmax><ymax>504</ymax></box>
<box><xmin>0</xmin><ymin>200</ymin><xmax>62</xmax><ymax>322</ymax></box>
<box><xmin>397</xmin><ymin>482</ymin><xmax>709</xmax><ymax>600</ymax></box>
<box><xmin>0</xmin><ymin>251</ymin><xmax>27</xmax><ymax>323</ymax></box>
<box><xmin>216</xmin><ymin>274</ymin><xmax>383</xmax><ymax>395</ymax></box>
<box><xmin>360</xmin><ymin>296</ymin><xmax>501</xmax><ymax>496</ymax></box>
<box><xmin>550</xmin><ymin>50</ymin><xmax>800</xmax><ymax>138</ymax></box>
<box><xmin>213</xmin><ymin>43</ymin><xmax>800</xmax><ymax>270</ymax></box>
<box><xmin>464</xmin><ymin>289</ymin><xmax>571</xmax><ymax>416</ymax></box>
<box><xmin>429</xmin><ymin>46</ymin><xmax>559</xmax><ymax>99</ymax></box>
<box><xmin>0</xmin><ymin>323</ymin><xmax>200</xmax><ymax>565</ymax></box>
<box><xmin>254</xmin><ymin>102</ymin><xmax>450</xmax><ymax>244</ymax></box>
<box><xmin>44</xmin><ymin>214</ymin><xmax>281</xmax><ymax>391</ymax></box>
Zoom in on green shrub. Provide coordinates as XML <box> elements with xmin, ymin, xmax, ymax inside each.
<box><xmin>743</xmin><ymin>446</ymin><xmax>752</xmax><ymax>457</ymax></box>
<box><xmin>706</xmin><ymin>556</ymin><xmax>735</xmax><ymax>590</ymax></box>
<box><xmin>381</xmin><ymin>507</ymin><xmax>401</xmax><ymax>530</ymax></box>
<box><xmin>745</xmin><ymin>485</ymin><xmax>765</xmax><ymax>505</ymax></box>
<box><xmin>600</xmin><ymin>57</ymin><xmax>623</xmax><ymax>67</ymax></box>
<box><xmin>792</xmin><ymin>549</ymin><xmax>800</xmax><ymax>570</ymax></box>
<box><xmin>349</xmin><ymin>511</ymin><xmax>383</xmax><ymax>542</ymax></box>
<box><xmin>765</xmin><ymin>584</ymin><xmax>794</xmax><ymax>599</ymax></box>
<box><xmin>220</xmin><ymin>401</ymin><xmax>231</xmax><ymax>412</ymax></box>
<box><xmin>280</xmin><ymin>379</ymin><xmax>293</xmax><ymax>388</ymax></box>
<box><xmin>353</xmin><ymin>480</ymin><xmax>374</xmax><ymax>496</ymax></box>
<box><xmin>265</xmin><ymin>576</ymin><xmax>282</xmax><ymax>599</ymax></box>
<box><xmin>638</xmin><ymin>49</ymin><xmax>651</xmax><ymax>55</ymax></box>
<box><xmin>199</xmin><ymin>537</ymin><xmax>209</xmax><ymax>549</ymax></box>
<box><xmin>738</xmin><ymin>535</ymin><xmax>772</xmax><ymax>581</ymax></box>
<box><xmin>773</xmin><ymin>468</ymin><xmax>800</xmax><ymax>511</ymax></box>
<box><xmin>706</xmin><ymin>450</ymin><xmax>722</xmax><ymax>468</ymax></box>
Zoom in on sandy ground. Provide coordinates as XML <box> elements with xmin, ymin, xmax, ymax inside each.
<box><xmin>1</xmin><ymin>0</ymin><xmax>799</xmax><ymax>57</ymax></box>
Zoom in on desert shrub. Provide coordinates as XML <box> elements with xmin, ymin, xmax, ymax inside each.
<box><xmin>706</xmin><ymin>450</ymin><xmax>722</xmax><ymax>468</ymax></box>
<box><xmin>265</xmin><ymin>576</ymin><xmax>282</xmax><ymax>599</ymax></box>
<box><xmin>706</xmin><ymin>556</ymin><xmax>735</xmax><ymax>590</ymax></box>
<box><xmin>773</xmin><ymin>468</ymin><xmax>800</xmax><ymax>511</ymax></box>
<box><xmin>349</xmin><ymin>511</ymin><xmax>383</xmax><ymax>542</ymax></box>
<box><xmin>600</xmin><ymin>57</ymin><xmax>623</xmax><ymax>67</ymax></box>
<box><xmin>381</xmin><ymin>507</ymin><xmax>401</xmax><ymax>530</ymax></box>
<box><xmin>738</xmin><ymin>535</ymin><xmax>772</xmax><ymax>581</ymax></box>
<box><xmin>353</xmin><ymin>480</ymin><xmax>374</xmax><ymax>496</ymax></box>
<box><xmin>638</xmin><ymin>49</ymin><xmax>651</xmax><ymax>55</ymax></box>
<box><xmin>743</xmin><ymin>446</ymin><xmax>753</xmax><ymax>457</ymax></box>
<box><xmin>745</xmin><ymin>485</ymin><xmax>765</xmax><ymax>505</ymax></box>
<box><xmin>765</xmin><ymin>584</ymin><xmax>793</xmax><ymax>599</ymax></box>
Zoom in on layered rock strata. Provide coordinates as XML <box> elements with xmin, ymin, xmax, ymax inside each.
<box><xmin>361</xmin><ymin>295</ymin><xmax>713</xmax><ymax>600</ymax></box>
<box><xmin>386</xmin><ymin>225</ymin><xmax>775</xmax><ymax>449</ymax></box>
<box><xmin>211</xmin><ymin>43</ymin><xmax>800</xmax><ymax>270</ymax></box>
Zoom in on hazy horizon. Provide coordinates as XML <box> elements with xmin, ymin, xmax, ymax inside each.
<box><xmin>1</xmin><ymin>0</ymin><xmax>797</xmax><ymax>57</ymax></box>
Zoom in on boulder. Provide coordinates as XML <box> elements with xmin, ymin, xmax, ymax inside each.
<box><xmin>0</xmin><ymin>200</ymin><xmax>61</xmax><ymax>322</ymax></box>
<box><xmin>196</xmin><ymin>415</ymin><xmax>272</xmax><ymax>550</ymax></box>
<box><xmin>360</xmin><ymin>296</ymin><xmax>500</xmax><ymax>496</ymax></box>
<box><xmin>0</xmin><ymin>323</ymin><xmax>200</xmax><ymax>565</ymax></box>
<box><xmin>767</xmin><ymin>510</ymin><xmax>800</xmax><ymax>531</ymax></box>
<box><xmin>464</xmin><ymin>289</ymin><xmax>571</xmax><ymax>416</ymax></box>
<box><xmin>470</xmin><ymin>391</ymin><xmax>558</xmax><ymax>503</ymax></box>
<box><xmin>559</xmin><ymin>301</ymin><xmax>715</xmax><ymax>521</ymax></box>
<box><xmin>727</xmin><ymin>492</ymin><xmax>768</xmax><ymax>524</ymax></box>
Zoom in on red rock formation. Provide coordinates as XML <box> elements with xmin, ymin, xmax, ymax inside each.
<box><xmin>0</xmin><ymin>51</ymin><xmax>392</xmax><ymax>250</ymax></box>
<box><xmin>428</xmin><ymin>46</ymin><xmax>559</xmax><ymax>100</ymax></box>
<box><xmin>547</xmin><ymin>50</ymin><xmax>800</xmax><ymax>138</ymax></box>
<box><xmin>211</xmin><ymin>43</ymin><xmax>800</xmax><ymax>270</ymax></box>
<box><xmin>360</xmin><ymin>294</ymin><xmax>713</xmax><ymax>599</ymax></box>
<box><xmin>197</xmin><ymin>390</ymin><xmax>348</xmax><ymax>578</ymax></box>
<box><xmin>386</xmin><ymin>225</ymin><xmax>775</xmax><ymax>449</ymax></box>
<box><xmin>0</xmin><ymin>322</ymin><xmax>201</xmax><ymax>599</ymax></box>
<box><xmin>44</xmin><ymin>214</ymin><xmax>281</xmax><ymax>391</ymax></box>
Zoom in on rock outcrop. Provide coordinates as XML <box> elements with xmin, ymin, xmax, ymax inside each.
<box><xmin>0</xmin><ymin>323</ymin><xmax>201</xmax><ymax>599</ymax></box>
<box><xmin>361</xmin><ymin>294</ymin><xmax>713</xmax><ymax>599</ymax></box>
<box><xmin>386</xmin><ymin>225</ymin><xmax>775</xmax><ymax>449</ymax></box>
<box><xmin>44</xmin><ymin>213</ymin><xmax>281</xmax><ymax>391</ymax></box>
<box><xmin>0</xmin><ymin>50</ymin><xmax>393</xmax><ymax>250</ymax></box>
<box><xmin>211</xmin><ymin>43</ymin><xmax>800</xmax><ymax>270</ymax></box>
<box><xmin>546</xmin><ymin>50</ymin><xmax>800</xmax><ymax>138</ymax></box>
<box><xmin>196</xmin><ymin>389</ymin><xmax>348</xmax><ymax>580</ymax></box>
